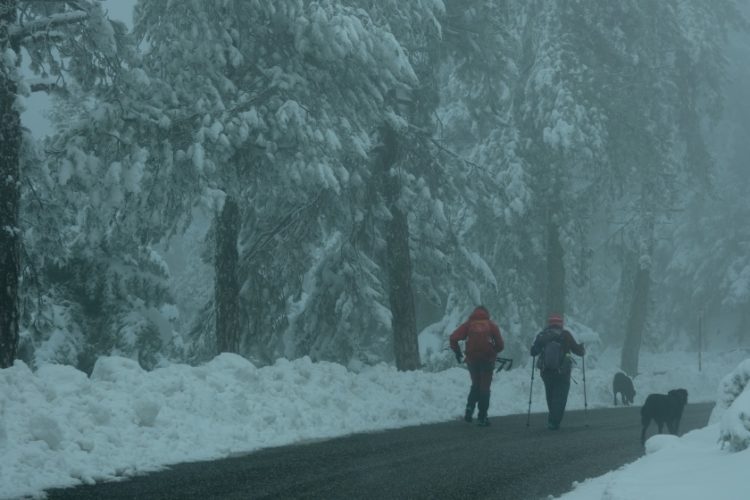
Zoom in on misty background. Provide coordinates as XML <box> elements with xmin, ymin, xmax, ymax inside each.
<box><xmin>3</xmin><ymin>0</ymin><xmax>750</xmax><ymax>376</ymax></box>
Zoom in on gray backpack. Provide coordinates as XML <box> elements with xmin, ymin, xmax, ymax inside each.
<box><xmin>537</xmin><ymin>329</ymin><xmax>565</xmax><ymax>372</ymax></box>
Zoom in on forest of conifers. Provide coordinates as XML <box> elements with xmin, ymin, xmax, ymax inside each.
<box><xmin>1</xmin><ymin>1</ymin><xmax>748</xmax><ymax>375</ymax></box>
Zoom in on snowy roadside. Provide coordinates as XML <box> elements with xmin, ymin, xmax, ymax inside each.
<box><xmin>557</xmin><ymin>359</ymin><xmax>750</xmax><ymax>500</ymax></box>
<box><xmin>1</xmin><ymin>349</ymin><xmax>748</xmax><ymax>499</ymax></box>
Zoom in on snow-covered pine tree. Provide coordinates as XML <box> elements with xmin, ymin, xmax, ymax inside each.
<box><xmin>549</xmin><ymin>0</ymin><xmax>743</xmax><ymax>373</ymax></box>
<box><xmin>602</xmin><ymin>0</ymin><xmax>740</xmax><ymax>375</ymax></box>
<box><xmin>435</xmin><ymin>0</ymin><xmax>536</xmax><ymax>357</ymax></box>
<box><xmin>1</xmin><ymin>0</ymin><xmax>136</xmax><ymax>369</ymax></box>
<box><xmin>132</xmin><ymin>1</ymin><xmax>426</xmax><ymax>367</ymax></box>
<box><xmin>277</xmin><ymin>0</ymin><xmax>447</xmax><ymax>369</ymax></box>
<box><xmin>651</xmin><ymin>0</ymin><xmax>748</xmax><ymax>352</ymax></box>
<box><xmin>357</xmin><ymin>0</ymin><xmax>447</xmax><ymax>370</ymax></box>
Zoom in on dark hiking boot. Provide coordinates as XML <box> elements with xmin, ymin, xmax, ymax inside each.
<box><xmin>464</xmin><ymin>407</ymin><xmax>474</xmax><ymax>423</ymax></box>
<box><xmin>477</xmin><ymin>416</ymin><xmax>490</xmax><ymax>427</ymax></box>
<box><xmin>465</xmin><ymin>386</ymin><xmax>478</xmax><ymax>423</ymax></box>
<box><xmin>477</xmin><ymin>391</ymin><xmax>490</xmax><ymax>426</ymax></box>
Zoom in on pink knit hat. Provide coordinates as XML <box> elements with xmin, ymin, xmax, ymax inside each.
<box><xmin>547</xmin><ymin>313</ymin><xmax>563</xmax><ymax>327</ymax></box>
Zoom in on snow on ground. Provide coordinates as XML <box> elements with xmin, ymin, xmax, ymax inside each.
<box><xmin>557</xmin><ymin>357</ymin><xmax>750</xmax><ymax>500</ymax></box>
<box><xmin>1</xmin><ymin>346</ymin><xmax>749</xmax><ymax>499</ymax></box>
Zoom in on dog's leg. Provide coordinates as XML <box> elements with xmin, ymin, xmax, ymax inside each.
<box><xmin>641</xmin><ymin>416</ymin><xmax>650</xmax><ymax>445</ymax></box>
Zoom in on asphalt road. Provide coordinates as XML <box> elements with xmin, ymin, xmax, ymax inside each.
<box><xmin>45</xmin><ymin>402</ymin><xmax>714</xmax><ymax>500</ymax></box>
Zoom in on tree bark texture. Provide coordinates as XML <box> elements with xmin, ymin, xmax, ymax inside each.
<box><xmin>215</xmin><ymin>196</ymin><xmax>241</xmax><ymax>354</ymax></box>
<box><xmin>379</xmin><ymin>125</ymin><xmax>420</xmax><ymax>371</ymax></box>
<box><xmin>0</xmin><ymin>0</ymin><xmax>21</xmax><ymax>369</ymax></box>
<box><xmin>621</xmin><ymin>263</ymin><xmax>650</xmax><ymax>376</ymax></box>
<box><xmin>545</xmin><ymin>220</ymin><xmax>565</xmax><ymax>318</ymax></box>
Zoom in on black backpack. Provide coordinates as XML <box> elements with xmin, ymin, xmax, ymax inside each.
<box><xmin>537</xmin><ymin>329</ymin><xmax>566</xmax><ymax>372</ymax></box>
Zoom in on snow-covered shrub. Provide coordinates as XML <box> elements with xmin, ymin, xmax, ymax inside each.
<box><xmin>715</xmin><ymin>359</ymin><xmax>750</xmax><ymax>451</ymax></box>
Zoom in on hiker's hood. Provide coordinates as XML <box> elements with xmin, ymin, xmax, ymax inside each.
<box><xmin>469</xmin><ymin>307</ymin><xmax>490</xmax><ymax>321</ymax></box>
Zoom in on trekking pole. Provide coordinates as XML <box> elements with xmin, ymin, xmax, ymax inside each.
<box><xmin>582</xmin><ymin>352</ymin><xmax>588</xmax><ymax>427</ymax></box>
<box><xmin>526</xmin><ymin>356</ymin><xmax>535</xmax><ymax>428</ymax></box>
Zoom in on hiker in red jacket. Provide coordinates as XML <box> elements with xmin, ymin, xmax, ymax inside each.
<box><xmin>450</xmin><ymin>306</ymin><xmax>504</xmax><ymax>426</ymax></box>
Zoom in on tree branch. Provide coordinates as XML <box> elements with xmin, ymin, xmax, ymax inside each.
<box><xmin>8</xmin><ymin>10</ymin><xmax>87</xmax><ymax>42</ymax></box>
<box><xmin>28</xmin><ymin>79</ymin><xmax>66</xmax><ymax>94</ymax></box>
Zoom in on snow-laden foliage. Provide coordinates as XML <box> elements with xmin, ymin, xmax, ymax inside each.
<box><xmin>130</xmin><ymin>0</ymin><xmax>448</xmax><ymax>365</ymax></box>
<box><xmin>7</xmin><ymin>0</ymin><xmax>178</xmax><ymax>370</ymax></box>
<box><xmin>565</xmin><ymin>0</ymin><xmax>743</xmax><ymax>350</ymax></box>
<box><xmin>435</xmin><ymin>0</ymin><xmax>534</xmax><ymax>341</ymax></box>
<box><xmin>286</xmin><ymin>231</ymin><xmax>394</xmax><ymax>365</ymax></box>
<box><xmin>653</xmin><ymin>7</ymin><xmax>750</xmax><ymax>348</ymax></box>
<box><xmin>715</xmin><ymin>359</ymin><xmax>750</xmax><ymax>451</ymax></box>
<box><xmin>11</xmin><ymin>0</ymin><xmax>746</xmax><ymax>372</ymax></box>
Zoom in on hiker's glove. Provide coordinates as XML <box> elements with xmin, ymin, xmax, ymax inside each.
<box><xmin>454</xmin><ymin>350</ymin><xmax>463</xmax><ymax>363</ymax></box>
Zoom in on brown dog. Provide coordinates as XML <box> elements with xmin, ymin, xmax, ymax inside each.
<box><xmin>640</xmin><ymin>388</ymin><xmax>688</xmax><ymax>445</ymax></box>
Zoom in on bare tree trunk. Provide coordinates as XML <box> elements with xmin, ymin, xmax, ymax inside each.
<box><xmin>0</xmin><ymin>0</ymin><xmax>21</xmax><ymax>369</ymax></box>
<box><xmin>379</xmin><ymin>124</ymin><xmax>420</xmax><ymax>371</ymax></box>
<box><xmin>215</xmin><ymin>196</ymin><xmax>240</xmax><ymax>354</ymax></box>
<box><xmin>545</xmin><ymin>219</ymin><xmax>565</xmax><ymax>317</ymax></box>
<box><xmin>621</xmin><ymin>260</ymin><xmax>650</xmax><ymax>376</ymax></box>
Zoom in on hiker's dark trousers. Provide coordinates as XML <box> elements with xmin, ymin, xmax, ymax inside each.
<box><xmin>541</xmin><ymin>370</ymin><xmax>571</xmax><ymax>426</ymax></box>
<box><xmin>466</xmin><ymin>361</ymin><xmax>494</xmax><ymax>418</ymax></box>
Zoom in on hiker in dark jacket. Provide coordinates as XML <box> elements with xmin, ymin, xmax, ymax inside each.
<box><xmin>450</xmin><ymin>306</ymin><xmax>504</xmax><ymax>426</ymax></box>
<box><xmin>530</xmin><ymin>313</ymin><xmax>585</xmax><ymax>430</ymax></box>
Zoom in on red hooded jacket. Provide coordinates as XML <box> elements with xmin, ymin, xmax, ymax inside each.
<box><xmin>449</xmin><ymin>307</ymin><xmax>504</xmax><ymax>363</ymax></box>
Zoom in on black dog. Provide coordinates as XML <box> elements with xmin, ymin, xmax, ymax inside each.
<box><xmin>640</xmin><ymin>388</ymin><xmax>688</xmax><ymax>445</ymax></box>
<box><xmin>613</xmin><ymin>372</ymin><xmax>635</xmax><ymax>406</ymax></box>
